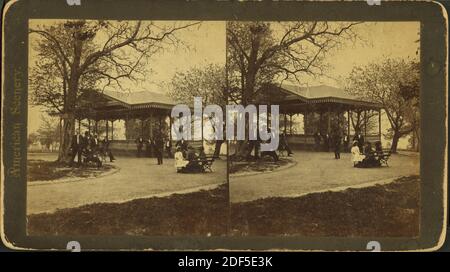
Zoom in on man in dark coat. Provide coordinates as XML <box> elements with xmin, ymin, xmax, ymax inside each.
<box><xmin>70</xmin><ymin>130</ymin><xmax>84</xmax><ymax>167</ymax></box>
<box><xmin>101</xmin><ymin>137</ymin><xmax>115</xmax><ymax>162</ymax></box>
<box><xmin>342</xmin><ymin>133</ymin><xmax>349</xmax><ymax>152</ymax></box>
<box><xmin>165</xmin><ymin>139</ymin><xmax>172</xmax><ymax>158</ymax></box>
<box><xmin>135</xmin><ymin>136</ymin><xmax>144</xmax><ymax>157</ymax></box>
<box><xmin>90</xmin><ymin>134</ymin><xmax>100</xmax><ymax>152</ymax></box>
<box><xmin>154</xmin><ymin>134</ymin><xmax>164</xmax><ymax>165</ymax></box>
<box><xmin>314</xmin><ymin>132</ymin><xmax>321</xmax><ymax>152</ymax></box>
<box><xmin>322</xmin><ymin>133</ymin><xmax>330</xmax><ymax>152</ymax></box>
<box><xmin>333</xmin><ymin>133</ymin><xmax>342</xmax><ymax>159</ymax></box>
<box><xmin>279</xmin><ymin>132</ymin><xmax>294</xmax><ymax>156</ymax></box>
<box><xmin>353</xmin><ymin>131</ymin><xmax>365</xmax><ymax>153</ymax></box>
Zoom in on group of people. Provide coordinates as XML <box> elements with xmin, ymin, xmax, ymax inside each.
<box><xmin>313</xmin><ymin>131</ymin><xmax>365</xmax><ymax>160</ymax></box>
<box><xmin>351</xmin><ymin>140</ymin><xmax>384</xmax><ymax>168</ymax></box>
<box><xmin>174</xmin><ymin>140</ymin><xmax>207</xmax><ymax>173</ymax></box>
<box><xmin>70</xmin><ymin>130</ymin><xmax>115</xmax><ymax>167</ymax></box>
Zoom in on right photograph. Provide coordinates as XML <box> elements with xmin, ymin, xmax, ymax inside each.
<box><xmin>227</xmin><ymin>21</ymin><xmax>420</xmax><ymax>237</ymax></box>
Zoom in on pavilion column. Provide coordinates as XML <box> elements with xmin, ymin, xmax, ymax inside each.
<box><xmin>303</xmin><ymin>111</ymin><xmax>308</xmax><ymax>145</ymax></box>
<box><xmin>289</xmin><ymin>114</ymin><xmax>293</xmax><ymax>135</ymax></box>
<box><xmin>125</xmin><ymin>113</ymin><xmax>130</xmax><ymax>140</ymax></box>
<box><xmin>141</xmin><ymin>118</ymin><xmax>144</xmax><ymax>137</ymax></box>
<box><xmin>149</xmin><ymin>114</ymin><xmax>153</xmax><ymax>139</ymax></box>
<box><xmin>283</xmin><ymin>113</ymin><xmax>287</xmax><ymax>134</ymax></box>
<box><xmin>78</xmin><ymin>118</ymin><xmax>81</xmax><ymax>132</ymax></box>
<box><xmin>88</xmin><ymin>119</ymin><xmax>91</xmax><ymax>134</ymax></box>
<box><xmin>168</xmin><ymin>115</ymin><xmax>172</xmax><ymax>142</ymax></box>
<box><xmin>378</xmin><ymin>109</ymin><xmax>382</xmax><ymax>142</ymax></box>
<box><xmin>303</xmin><ymin>111</ymin><xmax>308</xmax><ymax>135</ymax></box>
<box><xmin>347</xmin><ymin>109</ymin><xmax>351</xmax><ymax>139</ymax></box>
<box><xmin>111</xmin><ymin>120</ymin><xmax>114</xmax><ymax>141</ymax></box>
<box><xmin>201</xmin><ymin>113</ymin><xmax>204</xmax><ymax>140</ymax></box>
<box><xmin>364</xmin><ymin>110</ymin><xmax>367</xmax><ymax>138</ymax></box>
<box><xmin>327</xmin><ymin>106</ymin><xmax>331</xmax><ymax>134</ymax></box>
<box><xmin>106</xmin><ymin>120</ymin><xmax>109</xmax><ymax>140</ymax></box>
<box><xmin>95</xmin><ymin>120</ymin><xmax>98</xmax><ymax>135</ymax></box>
<box><xmin>319</xmin><ymin>112</ymin><xmax>323</xmax><ymax>134</ymax></box>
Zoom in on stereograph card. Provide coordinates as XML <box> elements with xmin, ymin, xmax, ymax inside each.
<box><xmin>1</xmin><ymin>0</ymin><xmax>447</xmax><ymax>252</ymax></box>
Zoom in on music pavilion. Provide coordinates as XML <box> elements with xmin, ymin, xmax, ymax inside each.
<box><xmin>68</xmin><ymin>84</ymin><xmax>382</xmax><ymax>154</ymax></box>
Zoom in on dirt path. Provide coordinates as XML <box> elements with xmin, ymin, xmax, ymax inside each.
<box><xmin>229</xmin><ymin>151</ymin><xmax>419</xmax><ymax>203</ymax></box>
<box><xmin>27</xmin><ymin>156</ymin><xmax>227</xmax><ymax>214</ymax></box>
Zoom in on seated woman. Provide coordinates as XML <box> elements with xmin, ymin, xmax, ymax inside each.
<box><xmin>351</xmin><ymin>141</ymin><xmax>365</xmax><ymax>167</ymax></box>
<box><xmin>174</xmin><ymin>147</ymin><xmax>189</xmax><ymax>173</ymax></box>
<box><xmin>362</xmin><ymin>142</ymin><xmax>381</xmax><ymax>167</ymax></box>
<box><xmin>185</xmin><ymin>146</ymin><xmax>203</xmax><ymax>172</ymax></box>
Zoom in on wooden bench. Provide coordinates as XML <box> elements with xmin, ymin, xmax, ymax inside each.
<box><xmin>199</xmin><ymin>156</ymin><xmax>215</xmax><ymax>172</ymax></box>
<box><xmin>378</xmin><ymin>150</ymin><xmax>392</xmax><ymax>167</ymax></box>
<box><xmin>185</xmin><ymin>156</ymin><xmax>215</xmax><ymax>173</ymax></box>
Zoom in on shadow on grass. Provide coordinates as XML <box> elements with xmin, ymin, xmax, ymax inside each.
<box><xmin>229</xmin><ymin>158</ymin><xmax>292</xmax><ymax>174</ymax></box>
<box><xmin>28</xmin><ymin>160</ymin><xmax>115</xmax><ymax>182</ymax></box>
<box><xmin>27</xmin><ymin>176</ymin><xmax>419</xmax><ymax>237</ymax></box>
<box><xmin>230</xmin><ymin>175</ymin><xmax>420</xmax><ymax>237</ymax></box>
<box><xmin>28</xmin><ymin>185</ymin><xmax>228</xmax><ymax>236</ymax></box>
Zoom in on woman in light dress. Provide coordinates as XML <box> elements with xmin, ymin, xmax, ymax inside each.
<box><xmin>351</xmin><ymin>141</ymin><xmax>365</xmax><ymax>167</ymax></box>
<box><xmin>174</xmin><ymin>147</ymin><xmax>189</xmax><ymax>172</ymax></box>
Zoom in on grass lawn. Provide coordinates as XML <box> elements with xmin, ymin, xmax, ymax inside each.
<box><xmin>28</xmin><ymin>185</ymin><xmax>228</xmax><ymax>236</ymax></box>
<box><xmin>28</xmin><ymin>160</ymin><xmax>115</xmax><ymax>182</ymax></box>
<box><xmin>230</xmin><ymin>175</ymin><xmax>420</xmax><ymax>237</ymax></box>
<box><xmin>27</xmin><ymin>176</ymin><xmax>419</xmax><ymax>237</ymax></box>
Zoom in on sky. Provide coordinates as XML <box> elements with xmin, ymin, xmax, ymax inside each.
<box><xmin>282</xmin><ymin>21</ymin><xmax>420</xmax><ymax>87</ymax></box>
<box><xmin>28</xmin><ymin>20</ymin><xmax>419</xmax><ymax>150</ymax></box>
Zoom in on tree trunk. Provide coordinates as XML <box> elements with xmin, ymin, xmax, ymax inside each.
<box><xmin>390</xmin><ymin>132</ymin><xmax>401</xmax><ymax>154</ymax></box>
<box><xmin>57</xmin><ymin>114</ymin><xmax>75</xmax><ymax>163</ymax></box>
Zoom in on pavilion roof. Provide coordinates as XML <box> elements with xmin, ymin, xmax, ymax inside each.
<box><xmin>101</xmin><ymin>90</ymin><xmax>178</xmax><ymax>110</ymax></box>
<box><xmin>281</xmin><ymin>84</ymin><xmax>356</xmax><ymax>100</ymax></box>
<box><xmin>262</xmin><ymin>84</ymin><xmax>382</xmax><ymax>110</ymax></box>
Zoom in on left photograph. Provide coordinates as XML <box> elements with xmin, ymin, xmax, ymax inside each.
<box><xmin>26</xmin><ymin>20</ymin><xmax>228</xmax><ymax>236</ymax></box>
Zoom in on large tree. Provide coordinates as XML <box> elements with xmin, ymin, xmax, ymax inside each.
<box><xmin>345</xmin><ymin>58</ymin><xmax>420</xmax><ymax>153</ymax></box>
<box><xmin>226</xmin><ymin>21</ymin><xmax>360</xmax><ymax>157</ymax></box>
<box><xmin>29</xmin><ymin>20</ymin><xmax>197</xmax><ymax>163</ymax></box>
<box><xmin>168</xmin><ymin>64</ymin><xmax>227</xmax><ymax>157</ymax></box>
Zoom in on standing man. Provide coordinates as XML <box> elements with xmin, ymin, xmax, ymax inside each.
<box><xmin>91</xmin><ymin>134</ymin><xmax>100</xmax><ymax>152</ymax></box>
<box><xmin>165</xmin><ymin>139</ymin><xmax>172</xmax><ymax>158</ymax></box>
<box><xmin>102</xmin><ymin>137</ymin><xmax>115</xmax><ymax>162</ymax></box>
<box><xmin>145</xmin><ymin>138</ymin><xmax>152</xmax><ymax>157</ymax></box>
<box><xmin>322</xmin><ymin>133</ymin><xmax>330</xmax><ymax>152</ymax></box>
<box><xmin>353</xmin><ymin>131</ymin><xmax>365</xmax><ymax>153</ymax></box>
<box><xmin>154</xmin><ymin>133</ymin><xmax>164</xmax><ymax>165</ymax></box>
<box><xmin>135</xmin><ymin>136</ymin><xmax>144</xmax><ymax>157</ymax></box>
<box><xmin>70</xmin><ymin>129</ymin><xmax>84</xmax><ymax>167</ymax></box>
<box><xmin>280</xmin><ymin>132</ymin><xmax>294</xmax><ymax>156</ymax></box>
<box><xmin>314</xmin><ymin>131</ymin><xmax>321</xmax><ymax>152</ymax></box>
<box><xmin>333</xmin><ymin>132</ymin><xmax>342</xmax><ymax>159</ymax></box>
<box><xmin>342</xmin><ymin>132</ymin><xmax>349</xmax><ymax>152</ymax></box>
